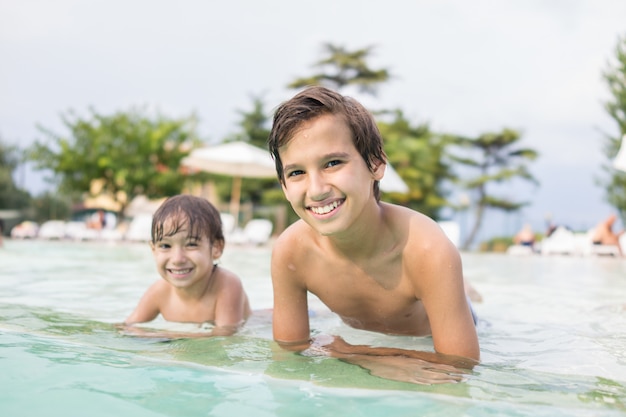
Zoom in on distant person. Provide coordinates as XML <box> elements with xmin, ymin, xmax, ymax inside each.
<box><xmin>591</xmin><ymin>214</ymin><xmax>624</xmax><ymax>256</ymax></box>
<box><xmin>267</xmin><ymin>86</ymin><xmax>478</xmax><ymax>383</ymax></box>
<box><xmin>87</xmin><ymin>210</ymin><xmax>106</xmax><ymax>230</ymax></box>
<box><xmin>0</xmin><ymin>218</ymin><xmax>4</xmax><ymax>248</ymax></box>
<box><xmin>124</xmin><ymin>194</ymin><xmax>252</xmax><ymax>336</ymax></box>
<box><xmin>513</xmin><ymin>224</ymin><xmax>535</xmax><ymax>247</ymax></box>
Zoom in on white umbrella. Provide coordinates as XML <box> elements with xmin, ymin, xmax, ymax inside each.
<box><xmin>613</xmin><ymin>134</ymin><xmax>626</xmax><ymax>172</ymax></box>
<box><xmin>380</xmin><ymin>163</ymin><xmax>409</xmax><ymax>194</ymax></box>
<box><xmin>181</xmin><ymin>142</ymin><xmax>277</xmax><ymax>227</ymax></box>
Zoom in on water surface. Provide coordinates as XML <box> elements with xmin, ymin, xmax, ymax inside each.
<box><xmin>1</xmin><ymin>240</ymin><xmax>625</xmax><ymax>416</ymax></box>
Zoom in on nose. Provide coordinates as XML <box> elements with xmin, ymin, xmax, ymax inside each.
<box><xmin>170</xmin><ymin>246</ymin><xmax>187</xmax><ymax>263</ymax></box>
<box><xmin>307</xmin><ymin>170</ymin><xmax>331</xmax><ymax>201</ymax></box>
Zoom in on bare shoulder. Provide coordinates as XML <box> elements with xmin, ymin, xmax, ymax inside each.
<box><xmin>270</xmin><ymin>220</ymin><xmax>317</xmax><ymax>284</ymax></box>
<box><xmin>383</xmin><ymin>203</ymin><xmax>462</xmax><ymax>284</ymax></box>
<box><xmin>271</xmin><ymin>220</ymin><xmax>316</xmax><ymax>264</ymax></box>
<box><xmin>144</xmin><ymin>278</ymin><xmax>172</xmax><ymax>298</ymax></box>
<box><xmin>213</xmin><ymin>266</ymin><xmax>245</xmax><ymax>290</ymax></box>
<box><xmin>383</xmin><ymin>203</ymin><xmax>456</xmax><ymax>250</ymax></box>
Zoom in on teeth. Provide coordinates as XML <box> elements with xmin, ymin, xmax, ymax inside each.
<box><xmin>170</xmin><ymin>268</ymin><xmax>192</xmax><ymax>274</ymax></box>
<box><xmin>311</xmin><ymin>201</ymin><xmax>339</xmax><ymax>215</ymax></box>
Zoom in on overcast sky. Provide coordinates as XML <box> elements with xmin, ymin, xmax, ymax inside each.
<box><xmin>2</xmin><ymin>0</ymin><xmax>625</xmax><ymax>240</ymax></box>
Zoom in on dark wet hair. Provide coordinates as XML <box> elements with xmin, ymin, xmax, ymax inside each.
<box><xmin>151</xmin><ymin>194</ymin><xmax>224</xmax><ymax>246</ymax></box>
<box><xmin>268</xmin><ymin>86</ymin><xmax>386</xmax><ymax>201</ymax></box>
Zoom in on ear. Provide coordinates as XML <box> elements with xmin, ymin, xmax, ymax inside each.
<box><xmin>372</xmin><ymin>161</ymin><xmax>386</xmax><ymax>181</ymax></box>
<box><xmin>149</xmin><ymin>242</ymin><xmax>156</xmax><ymax>252</ymax></box>
<box><xmin>211</xmin><ymin>240</ymin><xmax>224</xmax><ymax>259</ymax></box>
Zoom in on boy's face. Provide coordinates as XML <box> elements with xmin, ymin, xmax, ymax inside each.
<box><xmin>150</xmin><ymin>219</ymin><xmax>223</xmax><ymax>290</ymax></box>
<box><xmin>279</xmin><ymin>114</ymin><xmax>384</xmax><ymax>236</ymax></box>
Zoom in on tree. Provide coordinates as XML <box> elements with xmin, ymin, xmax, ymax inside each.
<box><xmin>600</xmin><ymin>34</ymin><xmax>626</xmax><ymax>221</ymax></box>
<box><xmin>28</xmin><ymin>108</ymin><xmax>201</xmax><ymax>216</ymax></box>
<box><xmin>288</xmin><ymin>43</ymin><xmax>391</xmax><ymax>95</ymax></box>
<box><xmin>0</xmin><ymin>139</ymin><xmax>31</xmax><ymax>210</ymax></box>
<box><xmin>452</xmin><ymin>129</ymin><xmax>539</xmax><ymax>250</ymax></box>
<box><xmin>225</xmin><ymin>93</ymin><xmax>272</xmax><ymax>149</ymax></box>
<box><xmin>377</xmin><ymin>111</ymin><xmax>456</xmax><ymax>219</ymax></box>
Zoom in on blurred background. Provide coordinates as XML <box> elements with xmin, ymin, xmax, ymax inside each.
<box><xmin>1</xmin><ymin>0</ymin><xmax>626</xmax><ymax>250</ymax></box>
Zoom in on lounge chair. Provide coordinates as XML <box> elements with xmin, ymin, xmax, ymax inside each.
<box><xmin>229</xmin><ymin>219</ymin><xmax>273</xmax><ymax>246</ymax></box>
<box><xmin>125</xmin><ymin>214</ymin><xmax>153</xmax><ymax>242</ymax></box>
<box><xmin>38</xmin><ymin>220</ymin><xmax>67</xmax><ymax>240</ymax></box>
<box><xmin>220</xmin><ymin>213</ymin><xmax>236</xmax><ymax>238</ymax></box>
<box><xmin>506</xmin><ymin>244</ymin><xmax>535</xmax><ymax>256</ymax></box>
<box><xmin>540</xmin><ymin>226</ymin><xmax>580</xmax><ymax>256</ymax></box>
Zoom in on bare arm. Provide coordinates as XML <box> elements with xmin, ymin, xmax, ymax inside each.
<box><xmin>295</xmin><ymin>335</ymin><xmax>475</xmax><ymax>385</ymax></box>
<box><xmin>124</xmin><ymin>281</ymin><xmax>163</xmax><ymax>325</ymax></box>
<box><xmin>417</xmin><ymin>235</ymin><xmax>480</xmax><ymax>361</ymax></box>
<box><xmin>323</xmin><ymin>336</ymin><xmax>477</xmax><ymax>369</ymax></box>
<box><xmin>271</xmin><ymin>238</ymin><xmax>311</xmax><ymax>349</ymax></box>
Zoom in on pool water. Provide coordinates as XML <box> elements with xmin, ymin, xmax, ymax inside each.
<box><xmin>1</xmin><ymin>240</ymin><xmax>625</xmax><ymax>416</ymax></box>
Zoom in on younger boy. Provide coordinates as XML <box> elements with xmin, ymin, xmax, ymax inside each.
<box><xmin>124</xmin><ymin>194</ymin><xmax>251</xmax><ymax>336</ymax></box>
<box><xmin>268</xmin><ymin>86</ymin><xmax>479</xmax><ymax>380</ymax></box>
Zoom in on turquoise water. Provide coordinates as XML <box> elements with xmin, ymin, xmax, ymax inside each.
<box><xmin>1</xmin><ymin>240</ymin><xmax>625</xmax><ymax>416</ymax></box>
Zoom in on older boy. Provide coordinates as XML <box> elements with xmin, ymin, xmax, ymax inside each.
<box><xmin>268</xmin><ymin>87</ymin><xmax>479</xmax><ymax>381</ymax></box>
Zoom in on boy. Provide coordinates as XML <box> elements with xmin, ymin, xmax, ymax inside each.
<box><xmin>124</xmin><ymin>194</ymin><xmax>251</xmax><ymax>336</ymax></box>
<box><xmin>268</xmin><ymin>86</ymin><xmax>479</xmax><ymax>381</ymax></box>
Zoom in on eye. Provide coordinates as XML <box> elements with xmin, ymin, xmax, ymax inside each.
<box><xmin>326</xmin><ymin>159</ymin><xmax>342</xmax><ymax>168</ymax></box>
<box><xmin>156</xmin><ymin>242</ymin><xmax>171</xmax><ymax>250</ymax></box>
<box><xmin>186</xmin><ymin>237</ymin><xmax>201</xmax><ymax>248</ymax></box>
<box><xmin>287</xmin><ymin>169</ymin><xmax>304</xmax><ymax>178</ymax></box>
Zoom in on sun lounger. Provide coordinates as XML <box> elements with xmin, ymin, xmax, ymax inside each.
<box><xmin>125</xmin><ymin>214</ymin><xmax>153</xmax><ymax>242</ymax></box>
<box><xmin>229</xmin><ymin>219</ymin><xmax>273</xmax><ymax>246</ymax></box>
<box><xmin>540</xmin><ymin>226</ymin><xmax>580</xmax><ymax>256</ymax></box>
<box><xmin>506</xmin><ymin>245</ymin><xmax>535</xmax><ymax>256</ymax></box>
<box><xmin>38</xmin><ymin>220</ymin><xmax>67</xmax><ymax>240</ymax></box>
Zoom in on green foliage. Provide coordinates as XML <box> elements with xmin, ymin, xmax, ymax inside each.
<box><xmin>30</xmin><ymin>192</ymin><xmax>72</xmax><ymax>222</ymax></box>
<box><xmin>600</xmin><ymin>34</ymin><xmax>626</xmax><ymax>221</ymax></box>
<box><xmin>225</xmin><ymin>93</ymin><xmax>272</xmax><ymax>149</ymax></box>
<box><xmin>288</xmin><ymin>43</ymin><xmax>391</xmax><ymax>95</ymax></box>
<box><xmin>479</xmin><ymin>236</ymin><xmax>514</xmax><ymax>253</ymax></box>
<box><xmin>0</xmin><ymin>139</ymin><xmax>31</xmax><ymax>210</ymax></box>
<box><xmin>377</xmin><ymin>110</ymin><xmax>455</xmax><ymax>219</ymax></box>
<box><xmin>28</xmin><ymin>108</ymin><xmax>202</xmax><ymax>215</ymax></box>
<box><xmin>452</xmin><ymin>128</ymin><xmax>539</xmax><ymax>249</ymax></box>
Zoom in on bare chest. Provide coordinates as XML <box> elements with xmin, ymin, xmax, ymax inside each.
<box><xmin>304</xmin><ymin>260</ymin><xmax>429</xmax><ymax>335</ymax></box>
<box><xmin>160</xmin><ymin>294</ymin><xmax>216</xmax><ymax>323</ymax></box>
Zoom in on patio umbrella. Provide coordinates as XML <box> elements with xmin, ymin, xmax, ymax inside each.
<box><xmin>181</xmin><ymin>142</ymin><xmax>277</xmax><ymax>227</ymax></box>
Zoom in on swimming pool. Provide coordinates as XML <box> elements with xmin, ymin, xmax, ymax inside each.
<box><xmin>1</xmin><ymin>239</ymin><xmax>625</xmax><ymax>416</ymax></box>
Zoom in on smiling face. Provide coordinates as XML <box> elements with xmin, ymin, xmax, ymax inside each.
<box><xmin>279</xmin><ymin>114</ymin><xmax>385</xmax><ymax>236</ymax></box>
<box><xmin>150</xmin><ymin>217</ymin><xmax>223</xmax><ymax>291</ymax></box>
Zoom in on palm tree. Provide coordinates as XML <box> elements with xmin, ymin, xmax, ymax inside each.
<box><xmin>452</xmin><ymin>129</ymin><xmax>539</xmax><ymax>250</ymax></box>
<box><xmin>288</xmin><ymin>43</ymin><xmax>391</xmax><ymax>95</ymax></box>
<box><xmin>600</xmin><ymin>34</ymin><xmax>626</xmax><ymax>222</ymax></box>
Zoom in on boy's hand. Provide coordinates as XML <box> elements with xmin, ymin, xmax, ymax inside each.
<box><xmin>342</xmin><ymin>355</ymin><xmax>468</xmax><ymax>385</ymax></box>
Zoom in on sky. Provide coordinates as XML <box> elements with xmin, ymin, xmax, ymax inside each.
<box><xmin>1</xmin><ymin>0</ymin><xmax>625</xmax><ymax>242</ymax></box>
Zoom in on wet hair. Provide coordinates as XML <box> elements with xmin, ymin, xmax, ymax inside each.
<box><xmin>151</xmin><ymin>194</ymin><xmax>224</xmax><ymax>247</ymax></box>
<box><xmin>268</xmin><ymin>86</ymin><xmax>386</xmax><ymax>201</ymax></box>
